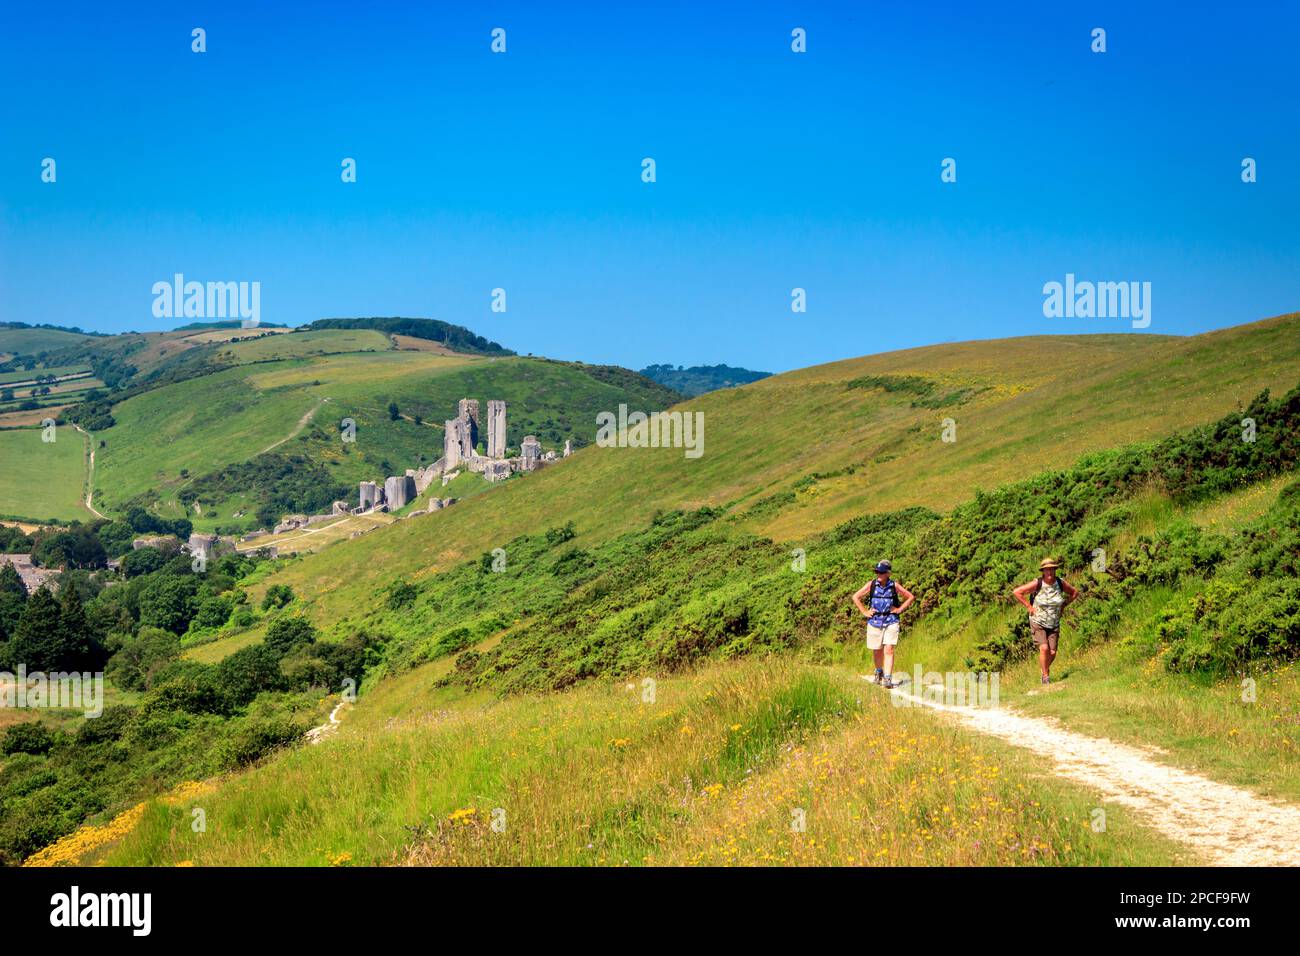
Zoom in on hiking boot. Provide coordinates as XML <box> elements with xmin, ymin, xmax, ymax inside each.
<box><xmin>1041</xmin><ymin>676</ymin><xmax>1050</xmax><ymax>685</ymax></box>
<box><xmin>881</xmin><ymin>676</ymin><xmax>897</xmax><ymax>689</ymax></box>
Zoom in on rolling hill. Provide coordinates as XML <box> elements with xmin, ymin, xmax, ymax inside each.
<box><xmin>259</xmin><ymin>313</ymin><xmax>1300</xmax><ymax>627</ymax></box>
<box><xmin>639</xmin><ymin>363</ymin><xmax>773</xmax><ymax>396</ymax></box>
<box><xmin>8</xmin><ymin>312</ymin><xmax>1300</xmax><ymax>868</ymax></box>
<box><xmin>0</xmin><ymin>326</ymin><xmax>682</xmax><ymax>531</ymax></box>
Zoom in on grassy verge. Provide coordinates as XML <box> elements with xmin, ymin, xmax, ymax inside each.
<box><xmin>98</xmin><ymin>658</ymin><xmax>1183</xmax><ymax>866</ymax></box>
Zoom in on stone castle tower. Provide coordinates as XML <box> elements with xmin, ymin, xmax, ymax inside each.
<box><xmin>487</xmin><ymin>400</ymin><xmax>507</xmax><ymax>458</ymax></box>
<box><xmin>457</xmin><ymin>398</ymin><xmax>480</xmax><ymax>449</ymax></box>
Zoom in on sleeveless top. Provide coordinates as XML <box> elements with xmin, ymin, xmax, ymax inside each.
<box><xmin>867</xmin><ymin>579</ymin><xmax>899</xmax><ymax>627</ymax></box>
<box><xmin>1031</xmin><ymin>579</ymin><xmax>1066</xmax><ymax>629</ymax></box>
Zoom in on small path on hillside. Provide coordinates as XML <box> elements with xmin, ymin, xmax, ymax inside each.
<box><xmin>880</xmin><ymin>680</ymin><xmax>1300</xmax><ymax>866</ymax></box>
<box><xmin>259</xmin><ymin>398</ymin><xmax>327</xmax><ymax>455</ymax></box>
<box><xmin>73</xmin><ymin>425</ymin><xmax>106</xmax><ymax>519</ymax></box>
<box><xmin>305</xmin><ymin>699</ymin><xmax>350</xmax><ymax>744</ymax></box>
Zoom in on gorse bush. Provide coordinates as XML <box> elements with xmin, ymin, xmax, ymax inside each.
<box><xmin>391</xmin><ymin>384</ymin><xmax>1300</xmax><ymax>690</ymax></box>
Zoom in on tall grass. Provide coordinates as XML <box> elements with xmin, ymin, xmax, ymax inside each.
<box><xmin>99</xmin><ymin>659</ymin><xmax>1181</xmax><ymax>867</ymax></box>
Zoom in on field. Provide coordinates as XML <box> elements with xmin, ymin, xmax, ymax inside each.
<box><xmin>0</xmin><ymin>365</ymin><xmax>92</xmax><ymax>386</ymax></box>
<box><xmin>218</xmin><ymin>328</ymin><xmax>390</xmax><ymax>362</ymax></box>
<box><xmin>0</xmin><ymin>425</ymin><xmax>91</xmax><ymax>522</ymax></box>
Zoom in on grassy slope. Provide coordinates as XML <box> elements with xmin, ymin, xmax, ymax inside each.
<box><xmin>100</xmin><ymin>657</ymin><xmax>1184</xmax><ymax>866</ymax></box>
<box><xmin>40</xmin><ymin>313</ymin><xmax>1300</xmax><ymax>867</ymax></box>
<box><xmin>0</xmin><ymin>425</ymin><xmax>91</xmax><ymax>522</ymax></box>
<box><xmin>0</xmin><ymin>328</ymin><xmax>95</xmax><ymax>354</ymax></box>
<box><xmin>262</xmin><ymin>313</ymin><xmax>1300</xmax><ymax>629</ymax></box>
<box><xmin>88</xmin><ymin>330</ymin><xmax>680</xmax><ymax>529</ymax></box>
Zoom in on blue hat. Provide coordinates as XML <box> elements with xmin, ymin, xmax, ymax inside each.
<box><xmin>875</xmin><ymin>560</ymin><xmax>892</xmax><ymax>573</ymax></box>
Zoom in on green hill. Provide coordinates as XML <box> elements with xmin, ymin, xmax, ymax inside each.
<box><xmin>77</xmin><ymin>331</ymin><xmax>680</xmax><ymax>533</ymax></box>
<box><xmin>258</xmin><ymin>315</ymin><xmax>1300</xmax><ymax>624</ymax></box>
<box><xmin>0</xmin><ymin>325</ymin><xmax>97</xmax><ymax>356</ymax></box>
<box><xmin>305</xmin><ymin>317</ymin><xmax>513</xmax><ymax>356</ymax></box>
<box><xmin>8</xmin><ymin>312</ymin><xmax>1300</xmax><ymax>868</ymax></box>
<box><xmin>639</xmin><ymin>363</ymin><xmax>773</xmax><ymax>396</ymax></box>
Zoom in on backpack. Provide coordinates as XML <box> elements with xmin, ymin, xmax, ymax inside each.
<box><xmin>1027</xmin><ymin>576</ymin><xmax>1065</xmax><ymax>605</ymax></box>
<box><xmin>869</xmin><ymin>578</ymin><xmax>901</xmax><ymax>608</ymax></box>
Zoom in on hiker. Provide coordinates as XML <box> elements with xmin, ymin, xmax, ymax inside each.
<box><xmin>852</xmin><ymin>560</ymin><xmax>915</xmax><ymax>688</ymax></box>
<box><xmin>1013</xmin><ymin>558</ymin><xmax>1078</xmax><ymax>685</ymax></box>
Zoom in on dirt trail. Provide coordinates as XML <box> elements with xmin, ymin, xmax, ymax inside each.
<box><xmin>305</xmin><ymin>699</ymin><xmax>350</xmax><ymax>744</ymax></box>
<box><xmin>73</xmin><ymin>424</ymin><xmax>106</xmax><ymax>519</ymax></box>
<box><xmin>884</xmin><ymin>680</ymin><xmax>1300</xmax><ymax>866</ymax></box>
<box><xmin>259</xmin><ymin>399</ymin><xmax>327</xmax><ymax>455</ymax></box>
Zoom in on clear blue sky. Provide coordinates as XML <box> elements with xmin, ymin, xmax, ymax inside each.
<box><xmin>1</xmin><ymin>0</ymin><xmax>1297</xmax><ymax>372</ymax></box>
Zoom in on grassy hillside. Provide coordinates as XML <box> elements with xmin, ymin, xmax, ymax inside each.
<box><xmin>9</xmin><ymin>313</ymin><xmax>1300</xmax><ymax>868</ymax></box>
<box><xmin>97</xmin><ymin>658</ymin><xmax>1182</xmax><ymax>867</ymax></box>
<box><xmin>0</xmin><ymin>327</ymin><xmax>96</xmax><ymax>354</ymax></box>
<box><xmin>76</xmin><ymin>330</ymin><xmax>680</xmax><ymax>532</ymax></box>
<box><xmin>0</xmin><ymin>426</ymin><xmax>91</xmax><ymax>523</ymax></box>
<box><xmin>261</xmin><ymin>314</ymin><xmax>1300</xmax><ymax>628</ymax></box>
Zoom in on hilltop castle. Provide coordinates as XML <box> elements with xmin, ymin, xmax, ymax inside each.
<box><xmin>354</xmin><ymin>397</ymin><xmax>570</xmax><ymax>515</ymax></box>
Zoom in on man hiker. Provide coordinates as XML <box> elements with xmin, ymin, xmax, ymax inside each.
<box><xmin>1013</xmin><ymin>558</ymin><xmax>1078</xmax><ymax>685</ymax></box>
<box><xmin>853</xmin><ymin>560</ymin><xmax>915</xmax><ymax>688</ymax></box>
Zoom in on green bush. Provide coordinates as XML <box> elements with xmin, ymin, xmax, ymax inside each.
<box><xmin>2</xmin><ymin>721</ymin><xmax>54</xmax><ymax>756</ymax></box>
<box><xmin>217</xmin><ymin>714</ymin><xmax>304</xmax><ymax>770</ymax></box>
<box><xmin>261</xmin><ymin>583</ymin><xmax>294</xmax><ymax>611</ymax></box>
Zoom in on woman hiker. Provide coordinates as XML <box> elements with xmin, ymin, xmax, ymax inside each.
<box><xmin>852</xmin><ymin>560</ymin><xmax>915</xmax><ymax>688</ymax></box>
<box><xmin>1013</xmin><ymin>558</ymin><xmax>1078</xmax><ymax>685</ymax></box>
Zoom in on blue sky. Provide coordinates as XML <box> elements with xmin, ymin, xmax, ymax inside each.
<box><xmin>1</xmin><ymin>0</ymin><xmax>1297</xmax><ymax>372</ymax></box>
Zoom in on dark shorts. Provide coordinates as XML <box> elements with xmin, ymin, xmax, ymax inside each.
<box><xmin>1030</xmin><ymin>621</ymin><xmax>1060</xmax><ymax>653</ymax></box>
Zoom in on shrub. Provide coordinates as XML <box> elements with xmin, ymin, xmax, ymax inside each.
<box><xmin>385</xmin><ymin>580</ymin><xmax>418</xmax><ymax>610</ymax></box>
<box><xmin>106</xmin><ymin>626</ymin><xmax>181</xmax><ymax>691</ymax></box>
<box><xmin>261</xmin><ymin>584</ymin><xmax>294</xmax><ymax>611</ymax></box>
<box><xmin>264</xmin><ymin>616</ymin><xmax>318</xmax><ymax>656</ymax></box>
<box><xmin>2</xmin><ymin>722</ymin><xmax>54</xmax><ymax>756</ymax></box>
<box><xmin>217</xmin><ymin>715</ymin><xmax>303</xmax><ymax>769</ymax></box>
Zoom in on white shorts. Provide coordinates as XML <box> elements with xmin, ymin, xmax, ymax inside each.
<box><xmin>866</xmin><ymin>622</ymin><xmax>900</xmax><ymax>649</ymax></box>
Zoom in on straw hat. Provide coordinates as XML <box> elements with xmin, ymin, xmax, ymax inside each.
<box><xmin>1038</xmin><ymin>557</ymin><xmax>1061</xmax><ymax>571</ymax></box>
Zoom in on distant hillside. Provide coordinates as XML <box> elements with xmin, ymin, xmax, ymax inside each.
<box><xmin>0</xmin><ymin>324</ymin><xmax>101</xmax><ymax>356</ymax></box>
<box><xmin>307</xmin><ymin>317</ymin><xmax>512</xmax><ymax>356</ymax></box>
<box><xmin>639</xmin><ymin>363</ymin><xmax>772</xmax><ymax>396</ymax></box>
<box><xmin>74</xmin><ymin>333</ymin><xmax>688</xmax><ymax>534</ymax></box>
<box><xmin>0</xmin><ymin>321</ymin><xmax>106</xmax><ymax>334</ymax></box>
<box><xmin>172</xmin><ymin>320</ymin><xmax>289</xmax><ymax>331</ymax></box>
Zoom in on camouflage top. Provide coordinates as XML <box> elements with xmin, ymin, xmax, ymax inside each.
<box><xmin>1031</xmin><ymin>579</ymin><xmax>1066</xmax><ymax>629</ymax></box>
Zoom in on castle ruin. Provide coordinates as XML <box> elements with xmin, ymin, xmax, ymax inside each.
<box><xmin>350</xmin><ymin>397</ymin><xmax>566</xmax><ymax>518</ymax></box>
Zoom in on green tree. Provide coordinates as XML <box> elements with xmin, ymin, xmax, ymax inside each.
<box><xmin>56</xmin><ymin>585</ymin><xmax>100</xmax><ymax>669</ymax></box>
<box><xmin>190</xmin><ymin>595</ymin><xmax>233</xmax><ymax>631</ymax></box>
<box><xmin>121</xmin><ymin>547</ymin><xmax>167</xmax><ymax>578</ymax></box>
<box><xmin>0</xmin><ymin>563</ymin><xmax>27</xmax><ymax>643</ymax></box>
<box><xmin>138</xmin><ymin>576</ymin><xmax>200</xmax><ymax>635</ymax></box>
<box><xmin>8</xmin><ymin>587</ymin><xmax>64</xmax><ymax>670</ymax></box>
<box><xmin>96</xmin><ymin>521</ymin><xmax>136</xmax><ymax>558</ymax></box>
<box><xmin>105</xmin><ymin>626</ymin><xmax>180</xmax><ymax>691</ymax></box>
<box><xmin>263</xmin><ymin>615</ymin><xmax>317</xmax><ymax>656</ymax></box>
